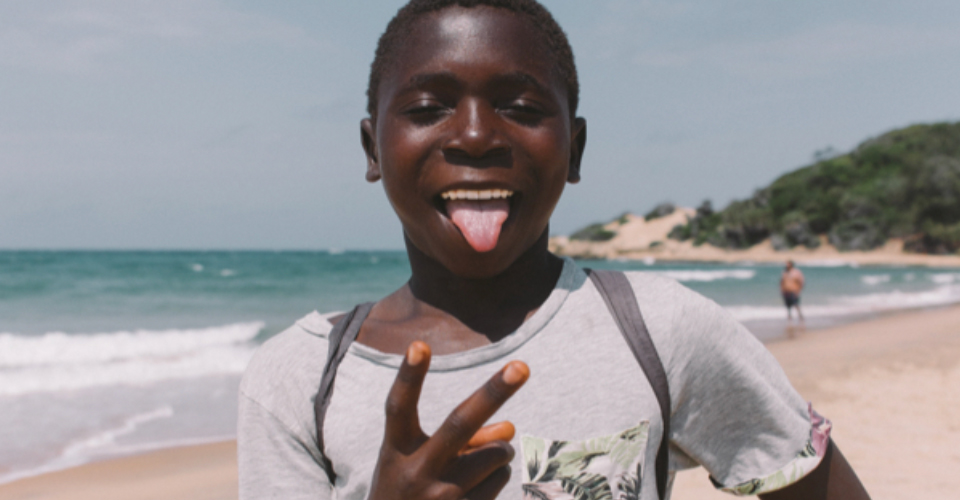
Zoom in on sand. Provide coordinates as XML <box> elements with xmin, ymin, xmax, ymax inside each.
<box><xmin>671</xmin><ymin>305</ymin><xmax>960</xmax><ymax>500</ymax></box>
<box><xmin>0</xmin><ymin>442</ymin><xmax>237</xmax><ymax>500</ymax></box>
<box><xmin>3</xmin><ymin>306</ymin><xmax>960</xmax><ymax>499</ymax></box>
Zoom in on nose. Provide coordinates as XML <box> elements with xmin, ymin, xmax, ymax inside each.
<box><xmin>442</xmin><ymin>98</ymin><xmax>509</xmax><ymax>161</ymax></box>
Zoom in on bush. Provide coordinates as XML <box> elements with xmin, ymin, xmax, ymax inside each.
<box><xmin>644</xmin><ymin>202</ymin><xmax>676</xmax><ymax>221</ymax></box>
<box><xmin>569</xmin><ymin>223</ymin><xmax>616</xmax><ymax>242</ymax></box>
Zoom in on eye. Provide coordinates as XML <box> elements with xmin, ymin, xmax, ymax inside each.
<box><xmin>402</xmin><ymin>100</ymin><xmax>451</xmax><ymax>125</ymax></box>
<box><xmin>499</xmin><ymin>100</ymin><xmax>546</xmax><ymax>125</ymax></box>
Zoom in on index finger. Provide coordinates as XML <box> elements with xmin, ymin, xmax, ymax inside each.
<box><xmin>382</xmin><ymin>341</ymin><xmax>431</xmax><ymax>449</ymax></box>
<box><xmin>424</xmin><ymin>360</ymin><xmax>529</xmax><ymax>463</ymax></box>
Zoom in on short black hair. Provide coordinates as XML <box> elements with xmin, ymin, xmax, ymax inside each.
<box><xmin>367</xmin><ymin>0</ymin><xmax>579</xmax><ymax>119</ymax></box>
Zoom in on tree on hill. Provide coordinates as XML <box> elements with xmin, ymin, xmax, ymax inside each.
<box><xmin>668</xmin><ymin>122</ymin><xmax>960</xmax><ymax>254</ymax></box>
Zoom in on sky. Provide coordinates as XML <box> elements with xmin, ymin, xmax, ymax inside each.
<box><xmin>3</xmin><ymin>0</ymin><xmax>960</xmax><ymax>250</ymax></box>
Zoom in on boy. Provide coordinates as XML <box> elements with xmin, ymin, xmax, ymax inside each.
<box><xmin>238</xmin><ymin>1</ymin><xmax>869</xmax><ymax>499</ymax></box>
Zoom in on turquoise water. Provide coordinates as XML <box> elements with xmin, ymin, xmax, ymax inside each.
<box><xmin>1</xmin><ymin>250</ymin><xmax>411</xmax><ymax>337</ymax></box>
<box><xmin>2</xmin><ymin>250</ymin><xmax>959</xmax><ymax>482</ymax></box>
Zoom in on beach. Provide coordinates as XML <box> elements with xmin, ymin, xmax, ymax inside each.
<box><xmin>3</xmin><ymin>305</ymin><xmax>959</xmax><ymax>500</ymax></box>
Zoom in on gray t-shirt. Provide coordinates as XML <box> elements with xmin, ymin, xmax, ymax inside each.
<box><xmin>238</xmin><ymin>259</ymin><xmax>826</xmax><ymax>499</ymax></box>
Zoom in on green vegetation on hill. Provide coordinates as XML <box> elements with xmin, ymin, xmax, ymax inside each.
<box><xmin>669</xmin><ymin>122</ymin><xmax>960</xmax><ymax>254</ymax></box>
<box><xmin>569</xmin><ymin>223</ymin><xmax>616</xmax><ymax>242</ymax></box>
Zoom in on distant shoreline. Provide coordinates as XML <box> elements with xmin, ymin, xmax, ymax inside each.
<box><xmin>550</xmin><ymin>211</ymin><xmax>960</xmax><ymax>268</ymax></box>
<box><xmin>559</xmin><ymin>244</ymin><xmax>960</xmax><ymax>268</ymax></box>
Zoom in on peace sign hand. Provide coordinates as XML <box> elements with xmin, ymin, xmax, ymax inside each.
<box><xmin>368</xmin><ymin>341</ymin><xmax>529</xmax><ymax>500</ymax></box>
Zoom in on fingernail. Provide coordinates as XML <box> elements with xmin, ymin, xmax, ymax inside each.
<box><xmin>502</xmin><ymin>362</ymin><xmax>528</xmax><ymax>385</ymax></box>
<box><xmin>407</xmin><ymin>344</ymin><xmax>423</xmax><ymax>366</ymax></box>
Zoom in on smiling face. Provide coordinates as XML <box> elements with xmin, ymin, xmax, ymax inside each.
<box><xmin>362</xmin><ymin>6</ymin><xmax>586</xmax><ymax>278</ymax></box>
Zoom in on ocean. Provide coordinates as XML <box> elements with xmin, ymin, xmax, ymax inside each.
<box><xmin>2</xmin><ymin>250</ymin><xmax>959</xmax><ymax>483</ymax></box>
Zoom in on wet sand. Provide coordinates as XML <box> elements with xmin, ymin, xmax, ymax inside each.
<box><xmin>0</xmin><ymin>442</ymin><xmax>237</xmax><ymax>500</ymax></box>
<box><xmin>3</xmin><ymin>306</ymin><xmax>960</xmax><ymax>499</ymax></box>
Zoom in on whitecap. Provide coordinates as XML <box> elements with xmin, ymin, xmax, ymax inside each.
<box><xmin>0</xmin><ymin>323</ymin><xmax>262</xmax><ymax>396</ymax></box>
<box><xmin>648</xmin><ymin>269</ymin><xmax>756</xmax><ymax>282</ymax></box>
<box><xmin>861</xmin><ymin>274</ymin><xmax>891</xmax><ymax>286</ymax></box>
<box><xmin>930</xmin><ymin>273</ymin><xmax>960</xmax><ymax>284</ymax></box>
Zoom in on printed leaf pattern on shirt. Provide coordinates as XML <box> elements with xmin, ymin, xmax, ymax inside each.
<box><xmin>521</xmin><ymin>422</ymin><xmax>649</xmax><ymax>500</ymax></box>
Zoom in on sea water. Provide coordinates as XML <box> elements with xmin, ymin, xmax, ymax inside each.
<box><xmin>1</xmin><ymin>250</ymin><xmax>959</xmax><ymax>482</ymax></box>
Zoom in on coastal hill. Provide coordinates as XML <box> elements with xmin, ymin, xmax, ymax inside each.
<box><xmin>551</xmin><ymin>122</ymin><xmax>960</xmax><ymax>266</ymax></box>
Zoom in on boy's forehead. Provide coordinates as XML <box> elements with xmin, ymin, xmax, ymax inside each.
<box><xmin>383</xmin><ymin>6</ymin><xmax>558</xmax><ymax>92</ymax></box>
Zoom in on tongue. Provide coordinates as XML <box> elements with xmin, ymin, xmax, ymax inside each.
<box><xmin>447</xmin><ymin>199</ymin><xmax>509</xmax><ymax>253</ymax></box>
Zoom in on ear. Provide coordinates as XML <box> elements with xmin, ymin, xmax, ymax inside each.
<box><xmin>567</xmin><ymin>117</ymin><xmax>587</xmax><ymax>184</ymax></box>
<box><xmin>361</xmin><ymin>118</ymin><xmax>381</xmax><ymax>183</ymax></box>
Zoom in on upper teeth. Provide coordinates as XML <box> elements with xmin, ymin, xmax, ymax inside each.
<box><xmin>441</xmin><ymin>189</ymin><xmax>514</xmax><ymax>201</ymax></box>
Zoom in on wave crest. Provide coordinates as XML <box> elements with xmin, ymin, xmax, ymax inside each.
<box><xmin>0</xmin><ymin>323</ymin><xmax>262</xmax><ymax>396</ymax></box>
<box><xmin>649</xmin><ymin>269</ymin><xmax>757</xmax><ymax>282</ymax></box>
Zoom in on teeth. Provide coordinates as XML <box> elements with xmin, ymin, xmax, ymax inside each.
<box><xmin>441</xmin><ymin>189</ymin><xmax>514</xmax><ymax>201</ymax></box>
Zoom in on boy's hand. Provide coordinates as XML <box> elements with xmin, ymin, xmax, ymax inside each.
<box><xmin>368</xmin><ymin>341</ymin><xmax>528</xmax><ymax>500</ymax></box>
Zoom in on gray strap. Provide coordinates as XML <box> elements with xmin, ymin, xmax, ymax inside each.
<box><xmin>587</xmin><ymin>269</ymin><xmax>670</xmax><ymax>500</ymax></box>
<box><xmin>314</xmin><ymin>302</ymin><xmax>374</xmax><ymax>484</ymax></box>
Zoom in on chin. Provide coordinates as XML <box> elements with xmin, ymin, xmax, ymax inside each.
<box><xmin>438</xmin><ymin>247</ymin><xmax>518</xmax><ymax>279</ymax></box>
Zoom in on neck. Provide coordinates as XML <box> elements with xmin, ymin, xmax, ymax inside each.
<box><xmin>404</xmin><ymin>229</ymin><xmax>563</xmax><ymax>338</ymax></box>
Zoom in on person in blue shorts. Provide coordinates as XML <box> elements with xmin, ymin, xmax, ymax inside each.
<box><xmin>781</xmin><ymin>260</ymin><xmax>805</xmax><ymax>322</ymax></box>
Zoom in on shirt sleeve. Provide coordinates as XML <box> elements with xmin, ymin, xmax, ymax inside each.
<box><xmin>658</xmin><ymin>281</ymin><xmax>829</xmax><ymax>496</ymax></box>
<box><xmin>238</xmin><ymin>391</ymin><xmax>333</xmax><ymax>500</ymax></box>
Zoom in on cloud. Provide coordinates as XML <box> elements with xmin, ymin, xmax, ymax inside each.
<box><xmin>0</xmin><ymin>0</ymin><xmax>327</xmax><ymax>73</ymax></box>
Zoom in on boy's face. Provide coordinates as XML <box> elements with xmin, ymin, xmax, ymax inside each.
<box><xmin>362</xmin><ymin>6</ymin><xmax>586</xmax><ymax>278</ymax></box>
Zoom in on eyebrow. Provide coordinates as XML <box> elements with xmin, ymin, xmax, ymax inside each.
<box><xmin>487</xmin><ymin>72</ymin><xmax>550</xmax><ymax>95</ymax></box>
<box><xmin>400</xmin><ymin>72</ymin><xmax>462</xmax><ymax>93</ymax></box>
<box><xmin>399</xmin><ymin>71</ymin><xmax>550</xmax><ymax>95</ymax></box>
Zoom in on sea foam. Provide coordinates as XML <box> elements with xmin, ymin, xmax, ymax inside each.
<box><xmin>0</xmin><ymin>406</ymin><xmax>182</xmax><ymax>485</ymax></box>
<box><xmin>728</xmin><ymin>283</ymin><xmax>960</xmax><ymax>322</ymax></box>
<box><xmin>861</xmin><ymin>274</ymin><xmax>892</xmax><ymax>285</ymax></box>
<box><xmin>647</xmin><ymin>269</ymin><xmax>757</xmax><ymax>282</ymax></box>
<box><xmin>0</xmin><ymin>323</ymin><xmax>262</xmax><ymax>396</ymax></box>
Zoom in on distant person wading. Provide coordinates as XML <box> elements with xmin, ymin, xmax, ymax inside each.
<box><xmin>781</xmin><ymin>260</ymin><xmax>805</xmax><ymax>321</ymax></box>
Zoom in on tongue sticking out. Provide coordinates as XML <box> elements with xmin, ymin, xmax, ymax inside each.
<box><xmin>447</xmin><ymin>199</ymin><xmax>510</xmax><ymax>253</ymax></box>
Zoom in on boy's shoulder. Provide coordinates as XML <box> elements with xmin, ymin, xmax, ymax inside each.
<box><xmin>240</xmin><ymin>311</ymin><xmax>338</xmax><ymax>412</ymax></box>
<box><xmin>594</xmin><ymin>267</ymin><xmax>762</xmax><ymax>374</ymax></box>
<box><xmin>572</xmin><ymin>265</ymin><xmax>723</xmax><ymax>330</ymax></box>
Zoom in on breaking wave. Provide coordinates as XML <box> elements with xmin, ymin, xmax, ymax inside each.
<box><xmin>0</xmin><ymin>323</ymin><xmax>262</xmax><ymax>396</ymax></box>
<box><xmin>648</xmin><ymin>269</ymin><xmax>757</xmax><ymax>282</ymax></box>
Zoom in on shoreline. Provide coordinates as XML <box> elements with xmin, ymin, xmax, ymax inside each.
<box><xmin>0</xmin><ymin>441</ymin><xmax>238</xmax><ymax>500</ymax></box>
<box><xmin>557</xmin><ymin>239</ymin><xmax>960</xmax><ymax>268</ymax></box>
<box><xmin>549</xmin><ymin>212</ymin><xmax>960</xmax><ymax>268</ymax></box>
<box><xmin>4</xmin><ymin>306</ymin><xmax>960</xmax><ymax>500</ymax></box>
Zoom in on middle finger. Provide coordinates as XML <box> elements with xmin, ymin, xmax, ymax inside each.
<box><xmin>423</xmin><ymin>360</ymin><xmax>529</xmax><ymax>464</ymax></box>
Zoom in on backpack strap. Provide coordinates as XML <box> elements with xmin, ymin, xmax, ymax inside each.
<box><xmin>587</xmin><ymin>269</ymin><xmax>671</xmax><ymax>500</ymax></box>
<box><xmin>313</xmin><ymin>301</ymin><xmax>374</xmax><ymax>484</ymax></box>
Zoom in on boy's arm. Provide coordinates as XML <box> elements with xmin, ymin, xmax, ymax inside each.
<box><xmin>758</xmin><ymin>439</ymin><xmax>870</xmax><ymax>500</ymax></box>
